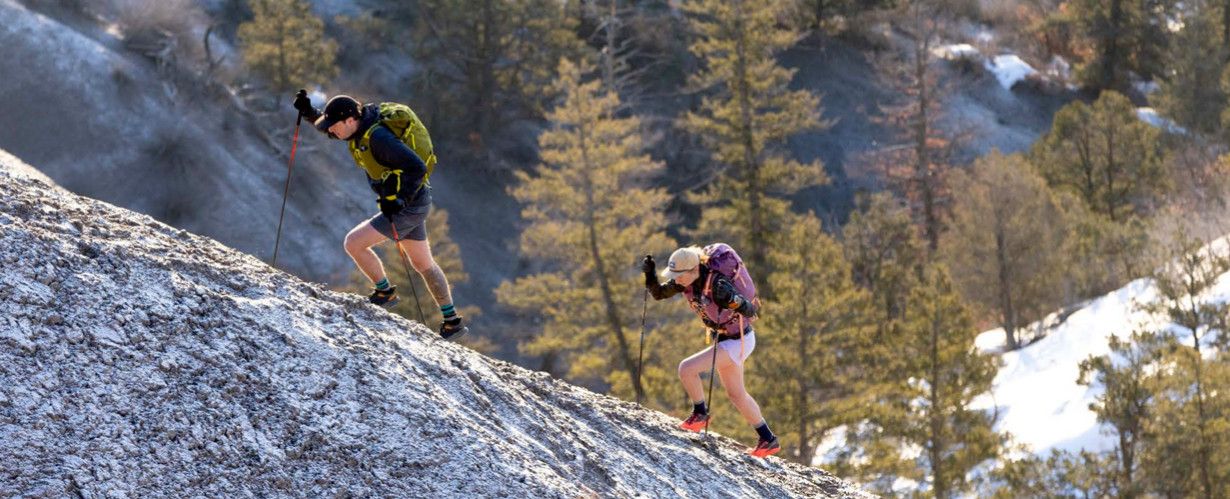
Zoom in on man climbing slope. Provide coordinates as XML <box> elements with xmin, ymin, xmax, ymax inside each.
<box><xmin>293</xmin><ymin>90</ymin><xmax>467</xmax><ymax>341</ymax></box>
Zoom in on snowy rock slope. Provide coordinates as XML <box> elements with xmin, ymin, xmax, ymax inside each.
<box><xmin>0</xmin><ymin>168</ymin><xmax>869</xmax><ymax>497</ymax></box>
<box><xmin>0</xmin><ymin>149</ymin><xmax>55</xmax><ymax>186</ymax></box>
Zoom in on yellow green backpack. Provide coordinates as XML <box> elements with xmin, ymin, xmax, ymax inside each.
<box><xmin>348</xmin><ymin>102</ymin><xmax>437</xmax><ymax>190</ymax></box>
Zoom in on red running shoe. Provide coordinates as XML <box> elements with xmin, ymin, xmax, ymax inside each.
<box><xmin>749</xmin><ymin>436</ymin><xmax>781</xmax><ymax>457</ymax></box>
<box><xmin>680</xmin><ymin>412</ymin><xmax>710</xmax><ymax>432</ymax></box>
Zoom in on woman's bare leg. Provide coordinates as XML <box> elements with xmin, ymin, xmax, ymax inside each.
<box><xmin>678</xmin><ymin>346</ymin><xmax>719</xmax><ymax>404</ymax></box>
<box><xmin>716</xmin><ymin>355</ymin><xmax>764</xmax><ymax>426</ymax></box>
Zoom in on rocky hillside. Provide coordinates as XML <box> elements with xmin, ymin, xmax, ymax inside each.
<box><xmin>0</xmin><ymin>165</ymin><xmax>869</xmax><ymax>497</ymax></box>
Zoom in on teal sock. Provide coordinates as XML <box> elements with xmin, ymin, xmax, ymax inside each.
<box><xmin>440</xmin><ymin>303</ymin><xmax>457</xmax><ymax>320</ymax></box>
<box><xmin>374</xmin><ymin>278</ymin><xmax>390</xmax><ymax>290</ymax></box>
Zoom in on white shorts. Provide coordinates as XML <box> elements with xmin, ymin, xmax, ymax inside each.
<box><xmin>716</xmin><ymin>330</ymin><xmax>756</xmax><ymax>366</ymax></box>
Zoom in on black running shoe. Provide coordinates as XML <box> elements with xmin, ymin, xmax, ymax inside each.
<box><xmin>439</xmin><ymin>316</ymin><xmax>468</xmax><ymax>340</ymax></box>
<box><xmin>369</xmin><ymin>286</ymin><xmax>400</xmax><ymax>308</ymax></box>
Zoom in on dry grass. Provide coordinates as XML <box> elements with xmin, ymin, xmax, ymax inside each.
<box><xmin>114</xmin><ymin>0</ymin><xmax>209</xmax><ymax>61</ymax></box>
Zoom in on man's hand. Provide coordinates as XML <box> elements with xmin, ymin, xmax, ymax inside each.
<box><xmin>293</xmin><ymin>89</ymin><xmax>313</xmax><ymax>116</ymax></box>
<box><xmin>378</xmin><ymin>197</ymin><xmax>405</xmax><ymax>218</ymax></box>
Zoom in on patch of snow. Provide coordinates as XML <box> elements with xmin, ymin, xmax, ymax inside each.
<box><xmin>976</xmin><ymin>236</ymin><xmax>1230</xmax><ymax>458</ymax></box>
<box><xmin>1045</xmin><ymin>56</ymin><xmax>1071</xmax><ymax>81</ymax></box>
<box><xmin>986</xmin><ymin>55</ymin><xmax>1037</xmax><ymax>91</ymax></box>
<box><xmin>975</xmin><ymin>327</ymin><xmax>1009</xmax><ymax>354</ymax></box>
<box><xmin>1137</xmin><ymin>107</ymin><xmax>1188</xmax><ymax>135</ymax></box>
<box><xmin>1134</xmin><ymin>80</ymin><xmax>1161</xmax><ymax>97</ymax></box>
<box><xmin>933</xmin><ymin>43</ymin><xmax>982</xmax><ymax>61</ymax></box>
<box><xmin>976</xmin><ymin>28</ymin><xmax>994</xmax><ymax>44</ymax></box>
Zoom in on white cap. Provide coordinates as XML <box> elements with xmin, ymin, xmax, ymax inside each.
<box><xmin>661</xmin><ymin>247</ymin><xmax>701</xmax><ymax>279</ymax></box>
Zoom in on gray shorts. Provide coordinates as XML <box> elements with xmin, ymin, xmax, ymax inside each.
<box><xmin>369</xmin><ymin>204</ymin><xmax>430</xmax><ymax>241</ymax></box>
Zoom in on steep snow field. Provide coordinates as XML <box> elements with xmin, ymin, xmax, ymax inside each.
<box><xmin>0</xmin><ymin>165</ymin><xmax>869</xmax><ymax>497</ymax></box>
<box><xmin>976</xmin><ymin>238</ymin><xmax>1230</xmax><ymax>457</ymax></box>
<box><xmin>973</xmin><ymin>279</ymin><xmax>1159</xmax><ymax>456</ymax></box>
<box><xmin>812</xmin><ymin>236</ymin><xmax>1230</xmax><ymax>493</ymax></box>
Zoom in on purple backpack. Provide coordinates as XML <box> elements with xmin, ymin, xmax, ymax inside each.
<box><xmin>682</xmin><ymin>243</ymin><xmax>758</xmax><ymax>335</ymax></box>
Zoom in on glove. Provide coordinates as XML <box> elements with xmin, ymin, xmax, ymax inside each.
<box><xmin>642</xmin><ymin>254</ymin><xmax>656</xmax><ymax>275</ymax></box>
<box><xmin>727</xmin><ymin>295</ymin><xmax>757</xmax><ymax>318</ymax></box>
<box><xmin>378</xmin><ymin>196</ymin><xmax>406</xmax><ymax>218</ymax></box>
<box><xmin>293</xmin><ymin>89</ymin><xmax>314</xmax><ymax>116</ymax></box>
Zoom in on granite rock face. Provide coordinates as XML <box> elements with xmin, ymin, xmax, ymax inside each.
<box><xmin>0</xmin><ymin>170</ymin><xmax>871</xmax><ymax>498</ymax></box>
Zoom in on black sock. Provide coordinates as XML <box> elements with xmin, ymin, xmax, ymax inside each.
<box><xmin>693</xmin><ymin>401</ymin><xmax>707</xmax><ymax>415</ymax></box>
<box><xmin>754</xmin><ymin>421</ymin><xmax>775</xmax><ymax>442</ymax></box>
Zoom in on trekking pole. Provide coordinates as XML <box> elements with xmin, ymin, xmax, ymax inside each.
<box><xmin>703</xmin><ymin>332</ymin><xmax>719</xmax><ymax>440</ymax></box>
<box><xmin>389</xmin><ymin>219</ymin><xmax>427</xmax><ymax>324</ymax></box>
<box><xmin>638</xmin><ymin>288</ymin><xmax>648</xmax><ymax>405</ymax></box>
<box><xmin>271</xmin><ymin>113</ymin><xmax>302</xmax><ymax>269</ymax></box>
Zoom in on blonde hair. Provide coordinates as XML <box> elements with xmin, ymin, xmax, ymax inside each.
<box><xmin>685</xmin><ymin>245</ymin><xmax>708</xmax><ymax>265</ymax></box>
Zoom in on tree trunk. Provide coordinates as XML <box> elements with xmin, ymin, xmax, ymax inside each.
<box><xmin>929</xmin><ymin>311</ymin><xmax>947</xmax><ymax>499</ymax></box>
<box><xmin>580</xmin><ymin>108</ymin><xmax>644</xmax><ymax>401</ymax></box>
<box><xmin>1078</xmin><ymin>128</ymin><xmax>1096</xmax><ymax>208</ymax></box>
<box><xmin>734</xmin><ymin>0</ymin><xmax>768</xmax><ymax>280</ymax></box>
<box><xmin>913</xmin><ymin>12</ymin><xmax>940</xmax><ymax>253</ymax></box>
<box><xmin>1103</xmin><ymin>0</ymin><xmax>1123</xmax><ymax>91</ymax></box>
<box><xmin>796</xmin><ymin>300</ymin><xmax>811</xmax><ymax>463</ymax></box>
<box><xmin>1223</xmin><ymin>0</ymin><xmax>1230</xmax><ymax>56</ymax></box>
<box><xmin>1104</xmin><ymin>120</ymin><xmax>1118</xmax><ymax>222</ymax></box>
<box><xmin>995</xmin><ymin>226</ymin><xmax>1020</xmax><ymax>349</ymax></box>
<box><xmin>814</xmin><ymin>0</ymin><xmax>825</xmax><ymax>33</ymax></box>
<box><xmin>470</xmin><ymin>0</ymin><xmax>499</xmax><ymax>144</ymax></box>
<box><xmin>1191</xmin><ymin>328</ymin><xmax>1212</xmax><ymax>499</ymax></box>
<box><xmin>603</xmin><ymin>0</ymin><xmax>618</xmax><ymax>95</ymax></box>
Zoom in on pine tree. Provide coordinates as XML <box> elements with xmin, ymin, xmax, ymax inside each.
<box><xmin>1070</xmin><ymin>0</ymin><xmax>1173</xmax><ymax>92</ymax></box>
<box><xmin>406</xmin><ymin>0</ymin><xmax>589</xmax><ymax>150</ymax></box>
<box><xmin>906</xmin><ymin>266</ymin><xmax>1002</xmax><ymax>498</ymax></box>
<box><xmin>495</xmin><ymin>59</ymin><xmax>674</xmax><ymax>401</ymax></box>
<box><xmin>1031</xmin><ymin>91</ymin><xmax>1166</xmax><ymax>223</ymax></box>
<box><xmin>832</xmin><ymin>193</ymin><xmax>926</xmax><ymax>487</ymax></box>
<box><xmin>942</xmin><ymin>151</ymin><xmax>1070</xmax><ymax>349</ymax></box>
<box><xmin>788</xmin><ymin>0</ymin><xmax>869</xmax><ymax>35</ymax></box>
<box><xmin>1153</xmin><ymin>3</ymin><xmax>1228</xmax><ymax>137</ymax></box>
<box><xmin>1136</xmin><ymin>236</ymin><xmax>1230</xmax><ymax>499</ymax></box>
<box><xmin>238</xmin><ymin>0</ymin><xmax>338</xmax><ymax>106</ymax></box>
<box><xmin>989</xmin><ymin>449</ymin><xmax>1120</xmax><ymax>498</ymax></box>
<box><xmin>1077</xmin><ymin>331</ymin><xmax>1161</xmax><ymax>497</ymax></box>
<box><xmin>865</xmin><ymin>0</ymin><xmax>959</xmax><ymax>253</ymax></box>
<box><xmin>679</xmin><ymin>0</ymin><xmax>831</xmax><ymax>278</ymax></box>
<box><xmin>753</xmin><ymin>212</ymin><xmax>871</xmax><ymax>463</ymax></box>
<box><xmin>574</xmin><ymin>0</ymin><xmax>687</xmax><ymax>113</ymax></box>
<box><xmin>842</xmin><ymin>192</ymin><xmax>924</xmax><ymax>328</ymax></box>
<box><xmin>844</xmin><ymin>265</ymin><xmax>1003</xmax><ymax>497</ymax></box>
